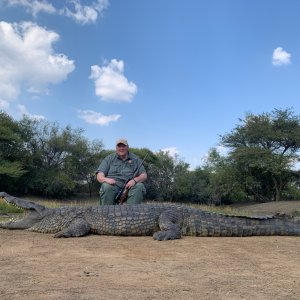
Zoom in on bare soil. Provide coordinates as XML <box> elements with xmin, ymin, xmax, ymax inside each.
<box><xmin>1</xmin><ymin>201</ymin><xmax>300</xmax><ymax>300</ymax></box>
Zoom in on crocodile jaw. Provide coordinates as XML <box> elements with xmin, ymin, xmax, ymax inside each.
<box><xmin>0</xmin><ymin>193</ymin><xmax>49</xmax><ymax>229</ymax></box>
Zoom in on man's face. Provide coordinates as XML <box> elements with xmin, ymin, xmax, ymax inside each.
<box><xmin>116</xmin><ymin>143</ymin><xmax>128</xmax><ymax>157</ymax></box>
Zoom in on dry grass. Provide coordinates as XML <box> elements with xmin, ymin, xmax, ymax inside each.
<box><xmin>37</xmin><ymin>198</ymin><xmax>99</xmax><ymax>208</ymax></box>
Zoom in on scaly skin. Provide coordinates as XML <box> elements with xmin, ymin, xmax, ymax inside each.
<box><xmin>0</xmin><ymin>192</ymin><xmax>299</xmax><ymax>240</ymax></box>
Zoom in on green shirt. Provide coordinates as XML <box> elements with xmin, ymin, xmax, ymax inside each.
<box><xmin>96</xmin><ymin>152</ymin><xmax>147</xmax><ymax>186</ymax></box>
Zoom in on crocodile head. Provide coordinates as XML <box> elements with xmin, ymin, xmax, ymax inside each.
<box><xmin>0</xmin><ymin>192</ymin><xmax>50</xmax><ymax>230</ymax></box>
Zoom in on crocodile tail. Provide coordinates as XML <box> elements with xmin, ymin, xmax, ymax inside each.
<box><xmin>185</xmin><ymin>213</ymin><xmax>300</xmax><ymax>237</ymax></box>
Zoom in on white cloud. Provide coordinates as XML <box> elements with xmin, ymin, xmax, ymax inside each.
<box><xmin>272</xmin><ymin>47</ymin><xmax>291</xmax><ymax>66</ymax></box>
<box><xmin>0</xmin><ymin>21</ymin><xmax>75</xmax><ymax>102</ymax></box>
<box><xmin>63</xmin><ymin>1</ymin><xmax>98</xmax><ymax>24</ymax></box>
<box><xmin>90</xmin><ymin>59</ymin><xmax>138</xmax><ymax>102</ymax></box>
<box><xmin>17</xmin><ymin>104</ymin><xmax>45</xmax><ymax>120</ymax></box>
<box><xmin>7</xmin><ymin>0</ymin><xmax>56</xmax><ymax>17</ymax></box>
<box><xmin>63</xmin><ymin>0</ymin><xmax>109</xmax><ymax>24</ymax></box>
<box><xmin>6</xmin><ymin>0</ymin><xmax>109</xmax><ymax>25</ymax></box>
<box><xmin>77</xmin><ymin>109</ymin><xmax>121</xmax><ymax>126</ymax></box>
<box><xmin>0</xmin><ymin>99</ymin><xmax>10</xmax><ymax>110</ymax></box>
<box><xmin>161</xmin><ymin>147</ymin><xmax>180</xmax><ymax>158</ymax></box>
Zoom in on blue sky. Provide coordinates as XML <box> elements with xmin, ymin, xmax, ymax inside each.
<box><xmin>1</xmin><ymin>0</ymin><xmax>300</xmax><ymax>169</ymax></box>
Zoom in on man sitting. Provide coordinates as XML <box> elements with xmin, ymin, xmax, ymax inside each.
<box><xmin>96</xmin><ymin>139</ymin><xmax>147</xmax><ymax>205</ymax></box>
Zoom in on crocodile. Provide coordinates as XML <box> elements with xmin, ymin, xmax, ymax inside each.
<box><xmin>0</xmin><ymin>192</ymin><xmax>299</xmax><ymax>240</ymax></box>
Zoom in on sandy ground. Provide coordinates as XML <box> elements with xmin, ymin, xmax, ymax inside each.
<box><xmin>0</xmin><ymin>202</ymin><xmax>300</xmax><ymax>300</ymax></box>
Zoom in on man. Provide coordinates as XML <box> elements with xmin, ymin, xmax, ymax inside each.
<box><xmin>96</xmin><ymin>139</ymin><xmax>147</xmax><ymax>205</ymax></box>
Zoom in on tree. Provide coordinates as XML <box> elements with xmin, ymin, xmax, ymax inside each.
<box><xmin>66</xmin><ymin>139</ymin><xmax>104</xmax><ymax>197</ymax></box>
<box><xmin>18</xmin><ymin>118</ymin><xmax>104</xmax><ymax>198</ymax></box>
<box><xmin>147</xmin><ymin>151</ymin><xmax>190</xmax><ymax>201</ymax></box>
<box><xmin>203</xmin><ymin>148</ymin><xmax>247</xmax><ymax>204</ymax></box>
<box><xmin>220</xmin><ymin>108</ymin><xmax>300</xmax><ymax>201</ymax></box>
<box><xmin>0</xmin><ymin>112</ymin><xmax>28</xmax><ymax>193</ymax></box>
<box><xmin>173</xmin><ymin>166</ymin><xmax>210</xmax><ymax>203</ymax></box>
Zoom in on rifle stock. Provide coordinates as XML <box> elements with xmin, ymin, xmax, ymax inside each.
<box><xmin>115</xmin><ymin>179</ymin><xmax>130</xmax><ymax>204</ymax></box>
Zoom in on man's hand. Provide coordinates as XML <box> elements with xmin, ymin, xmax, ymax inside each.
<box><xmin>125</xmin><ymin>179</ymin><xmax>136</xmax><ymax>189</ymax></box>
<box><xmin>96</xmin><ymin>172</ymin><xmax>117</xmax><ymax>185</ymax></box>
<box><xmin>105</xmin><ymin>178</ymin><xmax>117</xmax><ymax>185</ymax></box>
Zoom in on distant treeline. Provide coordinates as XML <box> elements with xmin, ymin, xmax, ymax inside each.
<box><xmin>1</xmin><ymin>108</ymin><xmax>300</xmax><ymax>204</ymax></box>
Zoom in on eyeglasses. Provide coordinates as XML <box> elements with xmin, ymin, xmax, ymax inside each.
<box><xmin>117</xmin><ymin>144</ymin><xmax>127</xmax><ymax>148</ymax></box>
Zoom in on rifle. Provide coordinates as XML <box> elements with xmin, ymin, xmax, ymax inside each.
<box><xmin>115</xmin><ymin>153</ymin><xmax>148</xmax><ymax>204</ymax></box>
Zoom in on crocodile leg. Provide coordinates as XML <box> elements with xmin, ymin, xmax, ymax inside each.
<box><xmin>153</xmin><ymin>210</ymin><xmax>182</xmax><ymax>240</ymax></box>
<box><xmin>53</xmin><ymin>219</ymin><xmax>91</xmax><ymax>238</ymax></box>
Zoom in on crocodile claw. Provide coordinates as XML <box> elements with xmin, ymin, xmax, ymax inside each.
<box><xmin>153</xmin><ymin>230</ymin><xmax>181</xmax><ymax>241</ymax></box>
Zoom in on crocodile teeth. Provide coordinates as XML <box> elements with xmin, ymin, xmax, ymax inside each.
<box><xmin>3</xmin><ymin>199</ymin><xmax>22</xmax><ymax>210</ymax></box>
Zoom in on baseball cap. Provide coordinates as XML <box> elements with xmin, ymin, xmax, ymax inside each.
<box><xmin>116</xmin><ymin>138</ymin><xmax>128</xmax><ymax>146</ymax></box>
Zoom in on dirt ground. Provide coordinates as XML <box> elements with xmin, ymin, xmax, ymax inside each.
<box><xmin>0</xmin><ymin>202</ymin><xmax>300</xmax><ymax>300</ymax></box>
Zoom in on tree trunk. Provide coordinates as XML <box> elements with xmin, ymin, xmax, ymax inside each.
<box><xmin>272</xmin><ymin>176</ymin><xmax>282</xmax><ymax>202</ymax></box>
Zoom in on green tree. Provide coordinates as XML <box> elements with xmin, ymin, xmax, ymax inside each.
<box><xmin>0</xmin><ymin>112</ymin><xmax>28</xmax><ymax>192</ymax></box>
<box><xmin>173</xmin><ymin>166</ymin><xmax>210</xmax><ymax>203</ymax></box>
<box><xmin>220</xmin><ymin>108</ymin><xmax>300</xmax><ymax>201</ymax></box>
<box><xmin>203</xmin><ymin>148</ymin><xmax>247</xmax><ymax>204</ymax></box>
<box><xmin>155</xmin><ymin>151</ymin><xmax>177</xmax><ymax>201</ymax></box>
<box><xmin>18</xmin><ymin>118</ymin><xmax>103</xmax><ymax>198</ymax></box>
<box><xmin>147</xmin><ymin>151</ymin><xmax>190</xmax><ymax>201</ymax></box>
<box><xmin>66</xmin><ymin>139</ymin><xmax>104</xmax><ymax>197</ymax></box>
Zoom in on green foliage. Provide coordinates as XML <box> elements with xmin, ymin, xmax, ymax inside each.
<box><xmin>23</xmin><ymin>120</ymin><xmax>104</xmax><ymax>198</ymax></box>
<box><xmin>203</xmin><ymin>148</ymin><xmax>247</xmax><ymax>204</ymax></box>
<box><xmin>0</xmin><ymin>112</ymin><xmax>29</xmax><ymax>193</ymax></box>
<box><xmin>0</xmin><ymin>160</ymin><xmax>27</xmax><ymax>178</ymax></box>
<box><xmin>173</xmin><ymin>167</ymin><xmax>211</xmax><ymax>203</ymax></box>
<box><xmin>220</xmin><ymin>108</ymin><xmax>300</xmax><ymax>201</ymax></box>
<box><xmin>143</xmin><ymin>151</ymin><xmax>210</xmax><ymax>203</ymax></box>
<box><xmin>68</xmin><ymin>139</ymin><xmax>104</xmax><ymax>196</ymax></box>
<box><xmin>44</xmin><ymin>171</ymin><xmax>76</xmax><ymax>198</ymax></box>
<box><xmin>0</xmin><ymin>113</ymin><xmax>105</xmax><ymax>198</ymax></box>
<box><xmin>282</xmin><ymin>180</ymin><xmax>300</xmax><ymax>200</ymax></box>
<box><xmin>145</xmin><ymin>151</ymin><xmax>182</xmax><ymax>201</ymax></box>
<box><xmin>0</xmin><ymin>108</ymin><xmax>299</xmax><ymax>203</ymax></box>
